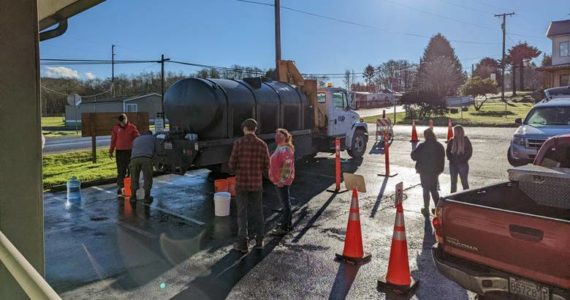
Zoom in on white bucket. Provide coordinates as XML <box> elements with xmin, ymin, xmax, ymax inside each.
<box><xmin>214</xmin><ymin>192</ymin><xmax>231</xmax><ymax>217</ymax></box>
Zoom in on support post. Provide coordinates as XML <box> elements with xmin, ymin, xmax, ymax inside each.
<box><xmin>0</xmin><ymin>1</ymin><xmax>45</xmax><ymax>298</ymax></box>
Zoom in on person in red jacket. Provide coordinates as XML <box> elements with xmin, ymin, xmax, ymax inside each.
<box><xmin>109</xmin><ymin>114</ymin><xmax>140</xmax><ymax>195</ymax></box>
<box><xmin>269</xmin><ymin>128</ymin><xmax>295</xmax><ymax>236</ymax></box>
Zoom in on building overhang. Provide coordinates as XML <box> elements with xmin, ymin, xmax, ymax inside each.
<box><xmin>38</xmin><ymin>0</ymin><xmax>105</xmax><ymax>40</ymax></box>
<box><xmin>537</xmin><ymin>64</ymin><xmax>570</xmax><ymax>72</ymax></box>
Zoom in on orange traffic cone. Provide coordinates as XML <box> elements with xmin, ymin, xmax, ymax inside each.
<box><xmin>410</xmin><ymin>120</ymin><xmax>419</xmax><ymax>143</ymax></box>
<box><xmin>123</xmin><ymin>177</ymin><xmax>132</xmax><ymax>198</ymax></box>
<box><xmin>377</xmin><ymin>201</ymin><xmax>419</xmax><ymax>295</ymax></box>
<box><xmin>335</xmin><ymin>189</ymin><xmax>371</xmax><ymax>264</ymax></box>
<box><xmin>428</xmin><ymin>119</ymin><xmax>434</xmax><ymax>129</ymax></box>
<box><xmin>447</xmin><ymin>119</ymin><xmax>454</xmax><ymax>142</ymax></box>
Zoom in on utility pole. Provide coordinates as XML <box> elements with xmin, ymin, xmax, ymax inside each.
<box><xmin>495</xmin><ymin>12</ymin><xmax>514</xmax><ymax>110</ymax></box>
<box><xmin>160</xmin><ymin>54</ymin><xmax>170</xmax><ymax>125</ymax></box>
<box><xmin>111</xmin><ymin>44</ymin><xmax>115</xmax><ymax>96</ymax></box>
<box><xmin>274</xmin><ymin>0</ymin><xmax>281</xmax><ymax>80</ymax></box>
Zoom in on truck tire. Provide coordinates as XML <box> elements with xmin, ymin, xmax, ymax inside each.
<box><xmin>348</xmin><ymin>129</ymin><xmax>367</xmax><ymax>159</ymax></box>
<box><xmin>507</xmin><ymin>146</ymin><xmax>527</xmax><ymax>167</ymax></box>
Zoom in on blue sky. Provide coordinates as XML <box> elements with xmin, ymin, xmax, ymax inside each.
<box><xmin>40</xmin><ymin>0</ymin><xmax>569</xmax><ymax>84</ymax></box>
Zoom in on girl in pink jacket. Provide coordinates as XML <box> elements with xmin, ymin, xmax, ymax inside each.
<box><xmin>269</xmin><ymin>128</ymin><xmax>295</xmax><ymax>235</ymax></box>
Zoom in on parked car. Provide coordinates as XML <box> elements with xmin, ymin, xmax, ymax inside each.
<box><xmin>433</xmin><ymin>134</ymin><xmax>570</xmax><ymax>300</ymax></box>
<box><xmin>508</xmin><ymin>86</ymin><xmax>570</xmax><ymax>166</ymax></box>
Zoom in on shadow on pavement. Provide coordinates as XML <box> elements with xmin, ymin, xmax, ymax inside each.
<box><xmin>165</xmin><ymin>156</ymin><xmax>362</xmax><ymax>298</ymax></box>
<box><xmin>328</xmin><ymin>263</ymin><xmax>361</xmax><ymax>300</ymax></box>
<box><xmin>369</xmin><ymin>142</ymin><xmax>386</xmax><ymax>155</ymax></box>
<box><xmin>410</xmin><ymin>217</ymin><xmax>468</xmax><ymax>300</ymax></box>
<box><xmin>369</xmin><ymin>176</ymin><xmax>389</xmax><ymax>218</ymax></box>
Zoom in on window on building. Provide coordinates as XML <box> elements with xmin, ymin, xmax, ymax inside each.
<box><xmin>561</xmin><ymin>41</ymin><xmax>570</xmax><ymax>57</ymax></box>
<box><xmin>125</xmin><ymin>103</ymin><xmax>138</xmax><ymax>112</ymax></box>
<box><xmin>561</xmin><ymin>74</ymin><xmax>570</xmax><ymax>86</ymax></box>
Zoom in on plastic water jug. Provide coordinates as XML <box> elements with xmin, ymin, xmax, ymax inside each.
<box><xmin>66</xmin><ymin>176</ymin><xmax>81</xmax><ymax>202</ymax></box>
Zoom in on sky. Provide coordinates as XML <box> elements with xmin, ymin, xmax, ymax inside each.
<box><xmin>40</xmin><ymin>0</ymin><xmax>570</xmax><ymax>85</ymax></box>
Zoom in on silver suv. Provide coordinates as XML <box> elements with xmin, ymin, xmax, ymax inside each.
<box><xmin>508</xmin><ymin>86</ymin><xmax>570</xmax><ymax>166</ymax></box>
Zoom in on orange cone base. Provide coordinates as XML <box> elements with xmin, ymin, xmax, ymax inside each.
<box><xmin>335</xmin><ymin>252</ymin><xmax>371</xmax><ymax>265</ymax></box>
<box><xmin>409</xmin><ymin>139</ymin><xmax>419</xmax><ymax>143</ymax></box>
<box><xmin>377</xmin><ymin>275</ymin><xmax>419</xmax><ymax>296</ymax></box>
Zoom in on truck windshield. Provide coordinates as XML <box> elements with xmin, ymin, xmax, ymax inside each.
<box><xmin>317</xmin><ymin>92</ymin><xmax>326</xmax><ymax>103</ymax></box>
<box><xmin>525</xmin><ymin>107</ymin><xmax>570</xmax><ymax>126</ymax></box>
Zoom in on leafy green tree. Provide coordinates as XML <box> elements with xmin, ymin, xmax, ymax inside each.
<box><xmin>474</xmin><ymin>57</ymin><xmax>499</xmax><ymax>80</ymax></box>
<box><xmin>461</xmin><ymin>76</ymin><xmax>498</xmax><ymax>111</ymax></box>
<box><xmin>362</xmin><ymin>64</ymin><xmax>375</xmax><ymax>91</ymax></box>
<box><xmin>417</xmin><ymin>34</ymin><xmax>466</xmax><ymax>99</ymax></box>
<box><xmin>507</xmin><ymin>42</ymin><xmax>541</xmax><ymax>94</ymax></box>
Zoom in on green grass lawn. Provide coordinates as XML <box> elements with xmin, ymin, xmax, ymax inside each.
<box><xmin>363</xmin><ymin>101</ymin><xmax>533</xmax><ymax>127</ymax></box>
<box><xmin>42</xmin><ymin>116</ymin><xmax>81</xmax><ymax>137</ymax></box>
<box><xmin>43</xmin><ymin>150</ymin><xmax>116</xmax><ymax>190</ymax></box>
<box><xmin>41</xmin><ymin>116</ymin><xmax>65</xmax><ymax>127</ymax></box>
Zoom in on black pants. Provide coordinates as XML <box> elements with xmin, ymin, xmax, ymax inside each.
<box><xmin>420</xmin><ymin>173</ymin><xmax>439</xmax><ymax>209</ymax></box>
<box><xmin>115</xmin><ymin>150</ymin><xmax>131</xmax><ymax>188</ymax></box>
<box><xmin>236</xmin><ymin>190</ymin><xmax>264</xmax><ymax>244</ymax></box>
<box><xmin>275</xmin><ymin>185</ymin><xmax>292</xmax><ymax>229</ymax></box>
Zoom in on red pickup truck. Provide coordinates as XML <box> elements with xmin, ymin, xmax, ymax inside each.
<box><xmin>432</xmin><ymin>134</ymin><xmax>570</xmax><ymax>300</ymax></box>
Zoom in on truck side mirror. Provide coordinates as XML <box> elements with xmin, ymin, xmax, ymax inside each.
<box><xmin>515</xmin><ymin>118</ymin><xmax>522</xmax><ymax>125</ymax></box>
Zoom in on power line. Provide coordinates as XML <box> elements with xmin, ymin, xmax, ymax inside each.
<box><xmin>235</xmin><ymin>0</ymin><xmax>501</xmax><ymax>45</ymax></box>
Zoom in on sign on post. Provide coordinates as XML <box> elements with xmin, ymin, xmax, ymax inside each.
<box><xmin>155</xmin><ymin>112</ymin><xmax>165</xmax><ymax>132</ymax></box>
<box><xmin>343</xmin><ymin>173</ymin><xmax>366</xmax><ymax>193</ymax></box>
<box><xmin>395</xmin><ymin>182</ymin><xmax>403</xmax><ymax>207</ymax></box>
<box><xmin>81</xmin><ymin>112</ymin><xmax>149</xmax><ymax>163</ymax></box>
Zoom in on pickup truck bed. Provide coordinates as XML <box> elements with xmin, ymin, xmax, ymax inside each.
<box><xmin>432</xmin><ymin>182</ymin><xmax>570</xmax><ymax>299</ymax></box>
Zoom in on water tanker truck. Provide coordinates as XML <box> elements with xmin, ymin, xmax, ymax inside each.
<box><xmin>153</xmin><ymin>60</ymin><xmax>368</xmax><ymax>175</ymax></box>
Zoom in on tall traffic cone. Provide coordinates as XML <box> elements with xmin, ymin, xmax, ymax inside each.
<box><xmin>335</xmin><ymin>189</ymin><xmax>371</xmax><ymax>264</ymax></box>
<box><xmin>123</xmin><ymin>177</ymin><xmax>132</xmax><ymax>198</ymax></box>
<box><xmin>447</xmin><ymin>119</ymin><xmax>454</xmax><ymax>142</ymax></box>
<box><xmin>410</xmin><ymin>120</ymin><xmax>419</xmax><ymax>143</ymax></box>
<box><xmin>378</xmin><ymin>201</ymin><xmax>419</xmax><ymax>295</ymax></box>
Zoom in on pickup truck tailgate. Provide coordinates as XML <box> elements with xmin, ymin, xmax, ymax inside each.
<box><xmin>442</xmin><ymin>200</ymin><xmax>570</xmax><ymax>288</ymax></box>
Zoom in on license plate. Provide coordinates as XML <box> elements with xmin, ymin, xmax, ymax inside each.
<box><xmin>509</xmin><ymin>277</ymin><xmax>549</xmax><ymax>300</ymax></box>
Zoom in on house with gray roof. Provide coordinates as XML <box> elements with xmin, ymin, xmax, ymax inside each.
<box><xmin>539</xmin><ymin>19</ymin><xmax>570</xmax><ymax>88</ymax></box>
<box><xmin>65</xmin><ymin>93</ymin><xmax>163</xmax><ymax>127</ymax></box>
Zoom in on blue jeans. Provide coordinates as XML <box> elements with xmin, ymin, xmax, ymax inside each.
<box><xmin>450</xmin><ymin>163</ymin><xmax>469</xmax><ymax>193</ymax></box>
<box><xmin>275</xmin><ymin>186</ymin><xmax>292</xmax><ymax>229</ymax></box>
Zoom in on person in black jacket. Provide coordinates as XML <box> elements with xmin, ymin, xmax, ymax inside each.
<box><xmin>446</xmin><ymin>125</ymin><xmax>473</xmax><ymax>193</ymax></box>
<box><xmin>411</xmin><ymin>128</ymin><xmax>445</xmax><ymax>216</ymax></box>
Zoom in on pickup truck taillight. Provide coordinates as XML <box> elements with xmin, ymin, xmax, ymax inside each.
<box><xmin>432</xmin><ymin>207</ymin><xmax>444</xmax><ymax>244</ymax></box>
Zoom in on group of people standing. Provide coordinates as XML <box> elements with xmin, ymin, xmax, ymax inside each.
<box><xmin>411</xmin><ymin>125</ymin><xmax>473</xmax><ymax>216</ymax></box>
<box><xmin>107</xmin><ymin>113</ymin><xmax>473</xmax><ymax>252</ymax></box>
<box><xmin>228</xmin><ymin>118</ymin><xmax>296</xmax><ymax>253</ymax></box>
<box><xmin>109</xmin><ymin>113</ymin><xmax>156</xmax><ymax>205</ymax></box>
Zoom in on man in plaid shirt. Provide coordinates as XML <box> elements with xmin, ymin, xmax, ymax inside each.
<box><xmin>228</xmin><ymin>118</ymin><xmax>270</xmax><ymax>253</ymax></box>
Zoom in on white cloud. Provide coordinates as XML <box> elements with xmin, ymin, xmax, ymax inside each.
<box><xmin>84</xmin><ymin>72</ymin><xmax>96</xmax><ymax>80</ymax></box>
<box><xmin>45</xmin><ymin>66</ymin><xmax>80</xmax><ymax>79</ymax></box>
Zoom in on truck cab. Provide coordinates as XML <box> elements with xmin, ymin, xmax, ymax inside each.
<box><xmin>316</xmin><ymin>86</ymin><xmax>367</xmax><ymax>157</ymax></box>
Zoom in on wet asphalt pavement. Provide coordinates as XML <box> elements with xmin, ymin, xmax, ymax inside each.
<box><xmin>44</xmin><ymin>124</ymin><xmax>515</xmax><ymax>299</ymax></box>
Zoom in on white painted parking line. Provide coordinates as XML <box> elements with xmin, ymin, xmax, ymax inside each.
<box><xmin>145</xmin><ymin>204</ymin><xmax>206</xmax><ymax>226</ymax></box>
<box><xmin>91</xmin><ymin>186</ymin><xmax>115</xmax><ymax>194</ymax></box>
<box><xmin>118</xmin><ymin>222</ymin><xmax>158</xmax><ymax>239</ymax></box>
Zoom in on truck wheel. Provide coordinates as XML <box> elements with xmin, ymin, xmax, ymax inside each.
<box><xmin>507</xmin><ymin>146</ymin><xmax>527</xmax><ymax>167</ymax></box>
<box><xmin>348</xmin><ymin>129</ymin><xmax>367</xmax><ymax>159</ymax></box>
